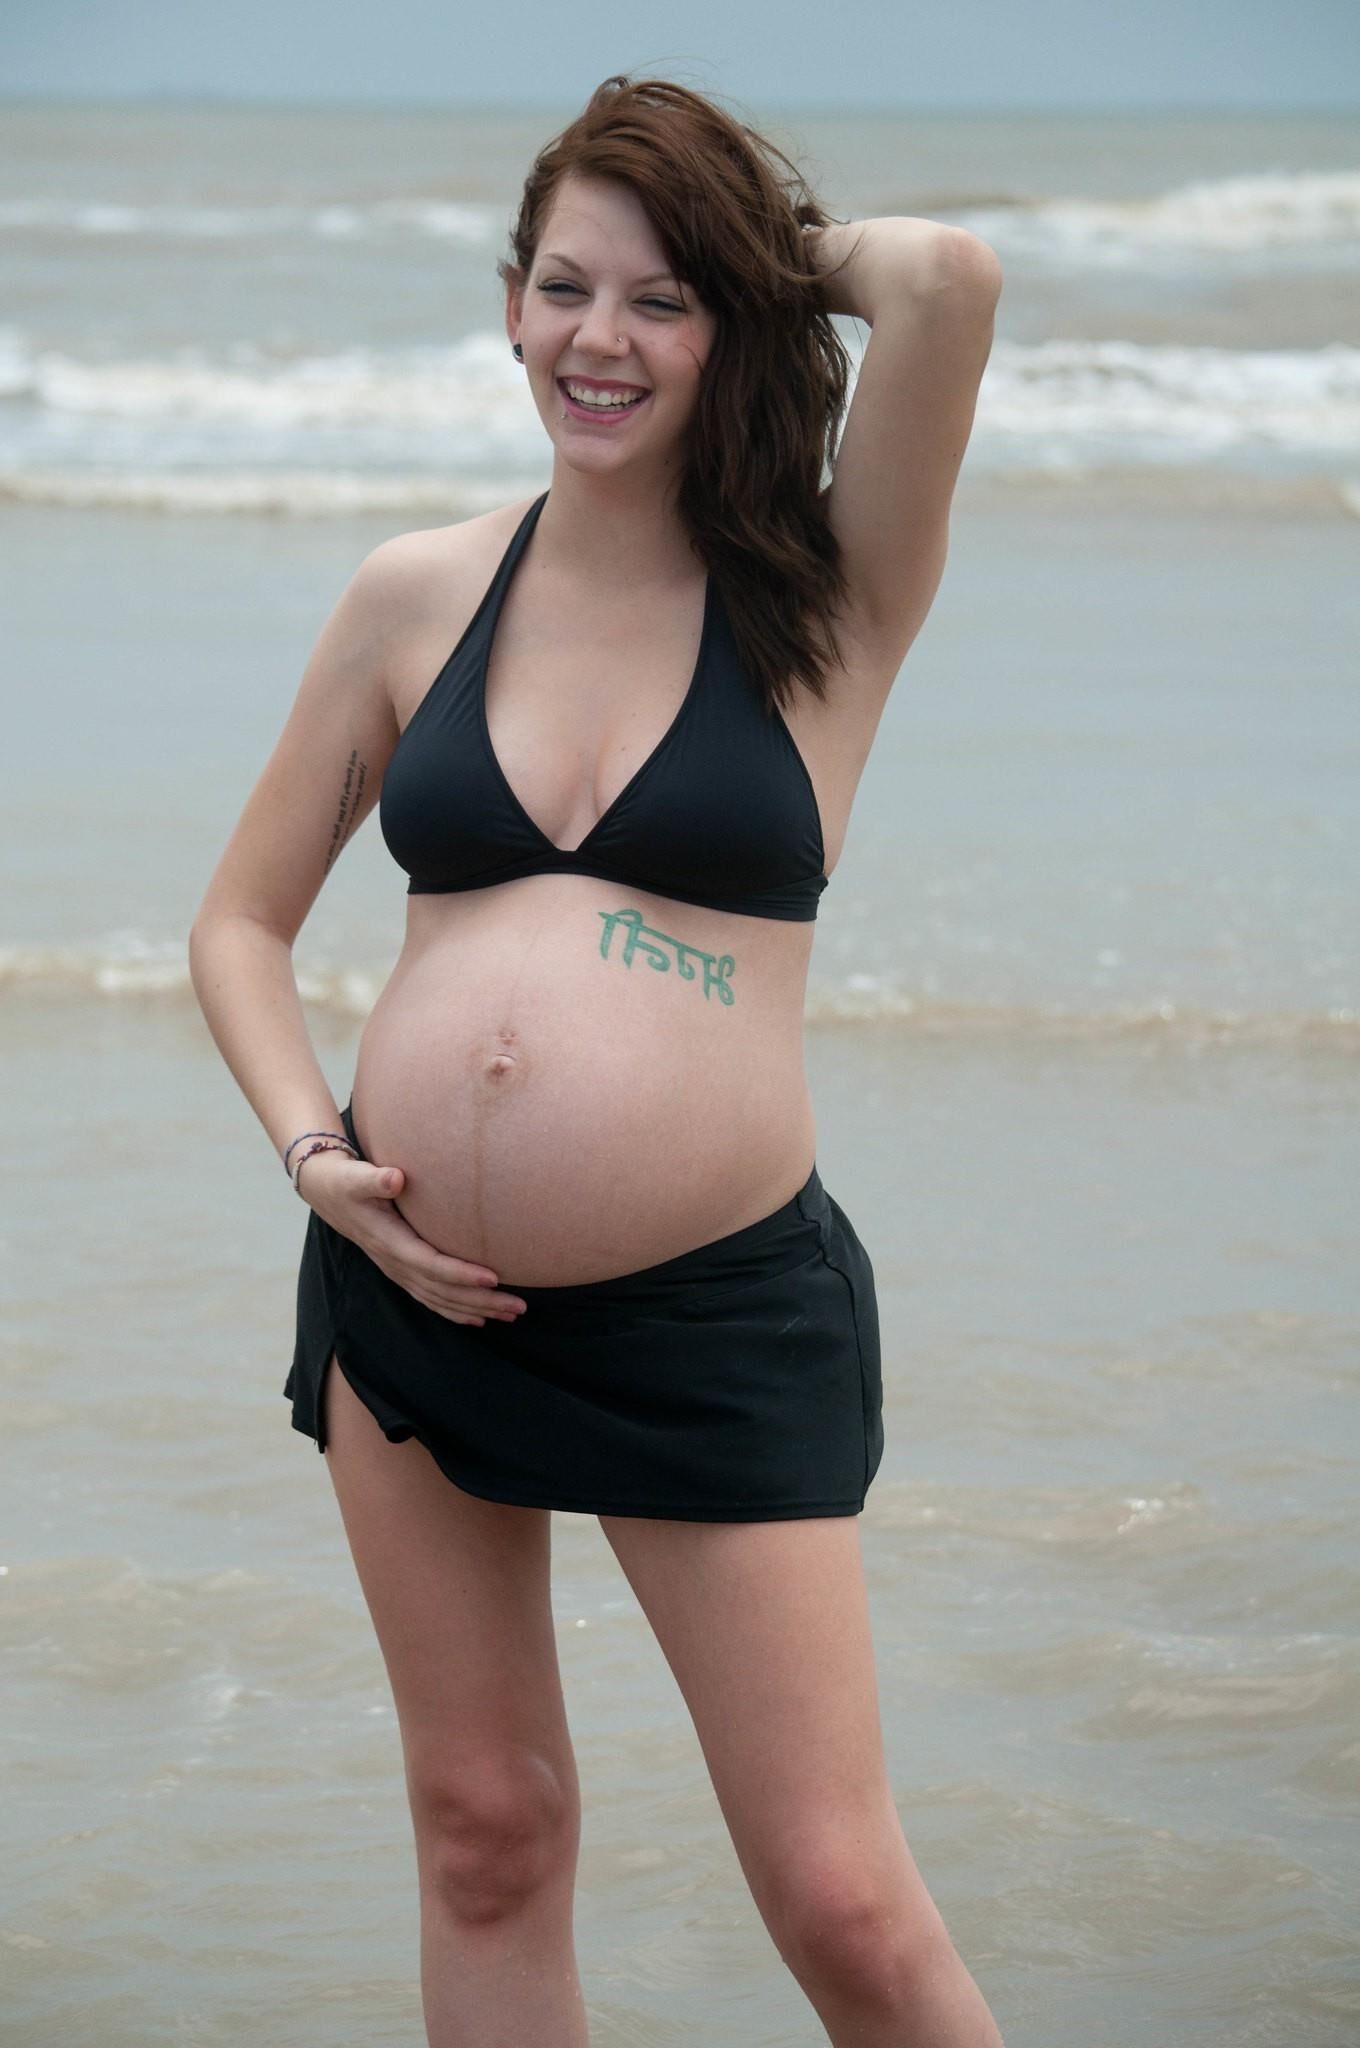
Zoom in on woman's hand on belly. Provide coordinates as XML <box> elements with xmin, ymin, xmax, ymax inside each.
<box><xmin>296</xmin><ymin>1151</ymin><xmax>528</xmax><ymax>1326</ymax></box>
<box><xmin>353</xmin><ymin>876</ymin><xmax>817</xmax><ymax>1283</ymax></box>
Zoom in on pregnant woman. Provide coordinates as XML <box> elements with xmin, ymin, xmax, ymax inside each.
<box><xmin>189</xmin><ymin>73</ymin><xmax>1003</xmax><ymax>2048</ymax></box>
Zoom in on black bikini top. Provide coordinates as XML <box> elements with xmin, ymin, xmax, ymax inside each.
<box><xmin>379</xmin><ymin>491</ymin><xmax>828</xmax><ymax>922</ymax></box>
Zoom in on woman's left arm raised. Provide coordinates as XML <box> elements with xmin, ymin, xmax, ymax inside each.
<box><xmin>807</xmin><ymin>217</ymin><xmax>1002</xmax><ymax>668</ymax></box>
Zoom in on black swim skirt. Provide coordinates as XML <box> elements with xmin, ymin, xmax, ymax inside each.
<box><xmin>284</xmin><ymin>1102</ymin><xmax>883</xmax><ymax>1521</ymax></box>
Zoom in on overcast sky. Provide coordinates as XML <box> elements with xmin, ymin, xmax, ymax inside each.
<box><xmin>2</xmin><ymin>0</ymin><xmax>1356</xmax><ymax>110</ymax></box>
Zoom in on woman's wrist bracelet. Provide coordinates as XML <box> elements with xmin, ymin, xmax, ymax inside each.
<box><xmin>291</xmin><ymin>1136</ymin><xmax>359</xmax><ymax>1192</ymax></box>
<box><xmin>283</xmin><ymin>1128</ymin><xmax>352</xmax><ymax>1174</ymax></box>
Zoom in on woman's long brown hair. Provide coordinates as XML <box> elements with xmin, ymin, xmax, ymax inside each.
<box><xmin>497</xmin><ymin>73</ymin><xmax>858</xmax><ymax>715</ymax></box>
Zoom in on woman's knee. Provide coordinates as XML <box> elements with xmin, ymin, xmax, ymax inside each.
<box><xmin>764</xmin><ymin>1834</ymin><xmax>953</xmax><ymax>2010</ymax></box>
<box><xmin>410</xmin><ymin>1745</ymin><xmax>579</xmax><ymax>1924</ymax></box>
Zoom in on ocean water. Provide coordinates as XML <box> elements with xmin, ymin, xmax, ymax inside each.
<box><xmin>2</xmin><ymin>101</ymin><xmax>1357</xmax><ymax>2045</ymax></box>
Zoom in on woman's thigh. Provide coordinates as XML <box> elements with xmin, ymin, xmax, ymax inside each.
<box><xmin>321</xmin><ymin>1357</ymin><xmax>576</xmax><ymax>1789</ymax></box>
<box><xmin>597</xmin><ymin>1512</ymin><xmax>925</xmax><ymax>1919</ymax></box>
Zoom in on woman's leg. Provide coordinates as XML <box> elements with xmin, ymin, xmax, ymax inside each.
<box><xmin>599</xmin><ymin>1510</ymin><xmax>1005</xmax><ymax>2048</ymax></box>
<box><xmin>322</xmin><ymin>1359</ymin><xmax>588</xmax><ymax>2048</ymax></box>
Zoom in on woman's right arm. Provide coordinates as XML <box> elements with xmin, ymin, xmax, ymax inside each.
<box><xmin>187</xmin><ymin>539</ymin><xmax>523</xmax><ymax>1327</ymax></box>
<box><xmin>188</xmin><ymin>539</ymin><xmax>403</xmax><ymax>1164</ymax></box>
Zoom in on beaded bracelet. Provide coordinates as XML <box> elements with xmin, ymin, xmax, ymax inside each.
<box><xmin>283</xmin><ymin>1128</ymin><xmax>352</xmax><ymax>1175</ymax></box>
<box><xmin>291</xmin><ymin>1136</ymin><xmax>359</xmax><ymax>1193</ymax></box>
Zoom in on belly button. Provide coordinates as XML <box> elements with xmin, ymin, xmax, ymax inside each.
<box><xmin>487</xmin><ymin>1053</ymin><xmax>517</xmax><ymax>1079</ymax></box>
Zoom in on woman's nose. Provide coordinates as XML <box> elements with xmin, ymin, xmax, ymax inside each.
<box><xmin>574</xmin><ymin>298</ymin><xmax>628</xmax><ymax>355</ymax></box>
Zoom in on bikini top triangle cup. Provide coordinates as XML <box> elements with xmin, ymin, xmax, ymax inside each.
<box><xmin>379</xmin><ymin>493</ymin><xmax>829</xmax><ymax>921</ymax></box>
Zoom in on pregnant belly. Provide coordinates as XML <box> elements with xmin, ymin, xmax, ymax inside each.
<box><xmin>349</xmin><ymin>881</ymin><xmax>817</xmax><ymax>1285</ymax></box>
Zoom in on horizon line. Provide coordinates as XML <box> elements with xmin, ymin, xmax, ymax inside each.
<box><xmin>1</xmin><ymin>86</ymin><xmax>1356</xmax><ymax>118</ymax></box>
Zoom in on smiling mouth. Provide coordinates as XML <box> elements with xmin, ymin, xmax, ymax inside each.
<box><xmin>556</xmin><ymin>378</ymin><xmax>651</xmax><ymax>414</ymax></box>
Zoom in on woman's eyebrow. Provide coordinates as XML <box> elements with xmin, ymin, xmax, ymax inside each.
<box><xmin>539</xmin><ymin>251</ymin><xmax>679</xmax><ymax>286</ymax></box>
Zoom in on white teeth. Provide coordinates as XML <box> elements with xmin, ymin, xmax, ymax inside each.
<box><xmin>563</xmin><ymin>381</ymin><xmax>645</xmax><ymax>409</ymax></box>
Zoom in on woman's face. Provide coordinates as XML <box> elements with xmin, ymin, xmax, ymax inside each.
<box><xmin>508</xmin><ymin>173</ymin><xmax>717</xmax><ymax>474</ymax></box>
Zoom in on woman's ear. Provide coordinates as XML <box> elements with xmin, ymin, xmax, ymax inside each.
<box><xmin>504</xmin><ymin>273</ymin><xmax>526</xmax><ymax>350</ymax></box>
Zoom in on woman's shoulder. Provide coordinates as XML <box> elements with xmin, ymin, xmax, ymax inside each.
<box><xmin>351</xmin><ymin>497</ymin><xmax>542</xmax><ymax>714</ymax></box>
<box><xmin>343</xmin><ymin>494</ymin><xmax>539</xmax><ymax>644</ymax></box>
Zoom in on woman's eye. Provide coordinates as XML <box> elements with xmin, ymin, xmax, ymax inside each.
<box><xmin>537</xmin><ymin>282</ymin><xmax>683</xmax><ymax>313</ymax></box>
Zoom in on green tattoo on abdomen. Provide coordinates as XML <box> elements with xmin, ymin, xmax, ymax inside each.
<box><xmin>597</xmin><ymin>906</ymin><xmax>736</xmax><ymax>1006</ymax></box>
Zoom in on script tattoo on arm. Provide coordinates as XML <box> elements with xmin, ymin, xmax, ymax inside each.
<box><xmin>597</xmin><ymin>905</ymin><xmax>736</xmax><ymax>1006</ymax></box>
<box><xmin>323</xmin><ymin>749</ymin><xmax>368</xmax><ymax>873</ymax></box>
